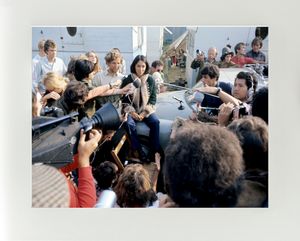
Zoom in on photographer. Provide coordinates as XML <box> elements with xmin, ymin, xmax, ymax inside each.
<box><xmin>193</xmin><ymin>71</ymin><xmax>255</xmax><ymax>126</ymax></box>
<box><xmin>32</xmin><ymin>128</ymin><xmax>102</xmax><ymax>208</ymax></box>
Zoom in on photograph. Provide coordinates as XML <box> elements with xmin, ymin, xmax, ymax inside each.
<box><xmin>32</xmin><ymin>26</ymin><xmax>269</xmax><ymax>208</ymax></box>
<box><xmin>3</xmin><ymin>0</ymin><xmax>300</xmax><ymax>239</ymax></box>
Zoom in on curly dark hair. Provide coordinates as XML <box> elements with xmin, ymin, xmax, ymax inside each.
<box><xmin>228</xmin><ymin>116</ymin><xmax>268</xmax><ymax>171</ymax></box>
<box><xmin>164</xmin><ymin>121</ymin><xmax>244</xmax><ymax>207</ymax></box>
<box><xmin>93</xmin><ymin>161</ymin><xmax>118</xmax><ymax>191</ymax></box>
<box><xmin>63</xmin><ymin>81</ymin><xmax>89</xmax><ymax>112</ymax></box>
<box><xmin>114</xmin><ymin>164</ymin><xmax>157</xmax><ymax>207</ymax></box>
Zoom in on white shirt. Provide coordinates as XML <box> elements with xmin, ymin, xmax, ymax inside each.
<box><xmin>152</xmin><ymin>71</ymin><xmax>164</xmax><ymax>94</ymax></box>
<box><xmin>92</xmin><ymin>69</ymin><xmax>124</xmax><ymax>87</ymax></box>
<box><xmin>32</xmin><ymin>56</ymin><xmax>67</xmax><ymax>90</ymax></box>
<box><xmin>32</xmin><ymin>54</ymin><xmax>44</xmax><ymax>66</ymax></box>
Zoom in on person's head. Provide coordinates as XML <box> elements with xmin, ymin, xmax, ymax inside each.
<box><xmin>220</xmin><ymin>46</ymin><xmax>234</xmax><ymax>62</ymax></box>
<box><xmin>114</xmin><ymin>164</ymin><xmax>157</xmax><ymax>207</ymax></box>
<box><xmin>74</xmin><ymin>59</ymin><xmax>94</xmax><ymax>81</ymax></box>
<box><xmin>63</xmin><ymin>81</ymin><xmax>89</xmax><ymax>112</ymax></box>
<box><xmin>32</xmin><ymin>164</ymin><xmax>70</xmax><ymax>207</ymax></box>
<box><xmin>37</xmin><ymin>39</ymin><xmax>46</xmax><ymax>56</ymax></box>
<box><xmin>42</xmin><ymin>72</ymin><xmax>68</xmax><ymax>94</ymax></box>
<box><xmin>151</xmin><ymin>60</ymin><xmax>164</xmax><ymax>73</ymax></box>
<box><xmin>232</xmin><ymin>71</ymin><xmax>253</xmax><ymax>102</ymax></box>
<box><xmin>207</xmin><ymin>47</ymin><xmax>218</xmax><ymax>62</ymax></box>
<box><xmin>251</xmin><ymin>37</ymin><xmax>263</xmax><ymax>53</ymax></box>
<box><xmin>44</xmin><ymin>39</ymin><xmax>57</xmax><ymax>60</ymax></box>
<box><xmin>251</xmin><ymin>87</ymin><xmax>268</xmax><ymax>124</ymax></box>
<box><xmin>86</xmin><ymin>51</ymin><xmax>101</xmax><ymax>73</ymax></box>
<box><xmin>196</xmin><ymin>50</ymin><xmax>205</xmax><ymax>61</ymax></box>
<box><xmin>200</xmin><ymin>64</ymin><xmax>220</xmax><ymax>86</ymax></box>
<box><xmin>234</xmin><ymin>42</ymin><xmax>246</xmax><ymax>55</ymax></box>
<box><xmin>111</xmin><ymin>47</ymin><xmax>121</xmax><ymax>54</ymax></box>
<box><xmin>86</xmin><ymin>51</ymin><xmax>97</xmax><ymax>64</ymax></box>
<box><xmin>32</xmin><ymin>90</ymin><xmax>42</xmax><ymax>117</ymax></box>
<box><xmin>164</xmin><ymin>121</ymin><xmax>244</xmax><ymax>207</ymax></box>
<box><xmin>105</xmin><ymin>51</ymin><xmax>122</xmax><ymax>74</ymax></box>
<box><xmin>130</xmin><ymin>55</ymin><xmax>150</xmax><ymax>77</ymax></box>
<box><xmin>93</xmin><ymin>161</ymin><xmax>118</xmax><ymax>191</ymax></box>
<box><xmin>228</xmin><ymin>116</ymin><xmax>268</xmax><ymax>172</ymax></box>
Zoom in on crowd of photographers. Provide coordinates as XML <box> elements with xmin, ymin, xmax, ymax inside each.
<box><xmin>32</xmin><ymin>37</ymin><xmax>268</xmax><ymax>208</ymax></box>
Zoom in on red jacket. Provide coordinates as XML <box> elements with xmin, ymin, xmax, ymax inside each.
<box><xmin>231</xmin><ymin>55</ymin><xmax>255</xmax><ymax>67</ymax></box>
<box><xmin>60</xmin><ymin>154</ymin><xmax>97</xmax><ymax>208</ymax></box>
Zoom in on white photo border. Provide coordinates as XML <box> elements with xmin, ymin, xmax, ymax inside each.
<box><xmin>1</xmin><ymin>0</ymin><xmax>300</xmax><ymax>240</ymax></box>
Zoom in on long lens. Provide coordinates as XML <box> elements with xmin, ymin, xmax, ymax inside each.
<box><xmin>81</xmin><ymin>102</ymin><xmax>121</xmax><ymax>133</ymax></box>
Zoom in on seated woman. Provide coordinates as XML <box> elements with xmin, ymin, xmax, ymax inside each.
<box><xmin>120</xmin><ymin>55</ymin><xmax>160</xmax><ymax>163</ymax></box>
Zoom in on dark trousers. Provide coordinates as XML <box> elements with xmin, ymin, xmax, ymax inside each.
<box><xmin>126</xmin><ymin>113</ymin><xmax>160</xmax><ymax>153</ymax></box>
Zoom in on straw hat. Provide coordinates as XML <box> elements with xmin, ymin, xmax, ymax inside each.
<box><xmin>32</xmin><ymin>164</ymin><xmax>69</xmax><ymax>208</ymax></box>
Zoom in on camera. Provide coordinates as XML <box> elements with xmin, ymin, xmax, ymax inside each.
<box><xmin>231</xmin><ymin>104</ymin><xmax>248</xmax><ymax>119</ymax></box>
<box><xmin>41</xmin><ymin>106</ymin><xmax>64</xmax><ymax>117</ymax></box>
<box><xmin>32</xmin><ymin>103</ymin><xmax>121</xmax><ymax>168</ymax></box>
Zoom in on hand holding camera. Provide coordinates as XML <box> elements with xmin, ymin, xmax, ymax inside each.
<box><xmin>78</xmin><ymin>129</ymin><xmax>102</xmax><ymax>168</ymax></box>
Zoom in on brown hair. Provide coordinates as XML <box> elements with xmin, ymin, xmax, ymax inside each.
<box><xmin>228</xmin><ymin>116</ymin><xmax>268</xmax><ymax>171</ymax></box>
<box><xmin>44</xmin><ymin>39</ymin><xmax>57</xmax><ymax>53</ymax></box>
<box><xmin>164</xmin><ymin>121</ymin><xmax>244</xmax><ymax>207</ymax></box>
<box><xmin>251</xmin><ymin>37</ymin><xmax>263</xmax><ymax>48</ymax></box>
<box><xmin>104</xmin><ymin>50</ymin><xmax>122</xmax><ymax>64</ymax></box>
<box><xmin>114</xmin><ymin>164</ymin><xmax>157</xmax><ymax>207</ymax></box>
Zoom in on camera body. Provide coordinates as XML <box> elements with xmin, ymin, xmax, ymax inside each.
<box><xmin>231</xmin><ymin>104</ymin><xmax>248</xmax><ymax>119</ymax></box>
<box><xmin>32</xmin><ymin>103</ymin><xmax>121</xmax><ymax>168</ymax></box>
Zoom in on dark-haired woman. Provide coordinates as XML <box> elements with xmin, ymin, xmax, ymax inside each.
<box><xmin>120</xmin><ymin>55</ymin><xmax>160</xmax><ymax>163</ymax></box>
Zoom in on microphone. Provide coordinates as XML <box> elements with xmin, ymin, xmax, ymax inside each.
<box><xmin>125</xmin><ymin>78</ymin><xmax>141</xmax><ymax>97</ymax></box>
<box><xmin>162</xmin><ymin>82</ymin><xmax>220</xmax><ymax>98</ymax></box>
<box><xmin>173</xmin><ymin>96</ymin><xmax>183</xmax><ymax>103</ymax></box>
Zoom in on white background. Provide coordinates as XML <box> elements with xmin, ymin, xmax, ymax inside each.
<box><xmin>1</xmin><ymin>0</ymin><xmax>300</xmax><ymax>240</ymax></box>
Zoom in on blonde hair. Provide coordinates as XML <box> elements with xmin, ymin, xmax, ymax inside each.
<box><xmin>42</xmin><ymin>72</ymin><xmax>69</xmax><ymax>93</ymax></box>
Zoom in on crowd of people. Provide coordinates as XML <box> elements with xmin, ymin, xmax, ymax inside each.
<box><xmin>191</xmin><ymin>37</ymin><xmax>267</xmax><ymax>83</ymax></box>
<box><xmin>32</xmin><ymin>37</ymin><xmax>268</xmax><ymax>208</ymax></box>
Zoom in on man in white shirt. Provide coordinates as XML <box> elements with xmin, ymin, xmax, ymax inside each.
<box><xmin>33</xmin><ymin>39</ymin><xmax>67</xmax><ymax>92</ymax></box>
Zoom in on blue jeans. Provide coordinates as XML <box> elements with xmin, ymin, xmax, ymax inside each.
<box><xmin>126</xmin><ymin>113</ymin><xmax>160</xmax><ymax>153</ymax></box>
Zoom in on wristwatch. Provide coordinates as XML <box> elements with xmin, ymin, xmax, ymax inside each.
<box><xmin>215</xmin><ymin>87</ymin><xmax>221</xmax><ymax>95</ymax></box>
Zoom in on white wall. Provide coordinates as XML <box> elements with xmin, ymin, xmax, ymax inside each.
<box><xmin>146</xmin><ymin>27</ymin><xmax>164</xmax><ymax>64</ymax></box>
<box><xmin>32</xmin><ymin>27</ymin><xmax>142</xmax><ymax>75</ymax></box>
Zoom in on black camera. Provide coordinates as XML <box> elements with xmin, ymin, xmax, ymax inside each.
<box><xmin>231</xmin><ymin>104</ymin><xmax>248</xmax><ymax>119</ymax></box>
<box><xmin>41</xmin><ymin>106</ymin><xmax>64</xmax><ymax>117</ymax></box>
<box><xmin>32</xmin><ymin>103</ymin><xmax>121</xmax><ymax>168</ymax></box>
